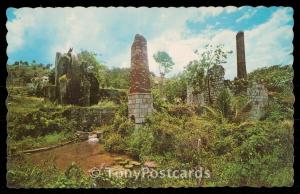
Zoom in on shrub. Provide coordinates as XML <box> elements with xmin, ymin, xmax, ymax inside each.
<box><xmin>150</xmin><ymin>125</ymin><xmax>177</xmax><ymax>155</ymax></box>
<box><xmin>117</xmin><ymin>120</ymin><xmax>135</xmax><ymax>136</ymax></box>
<box><xmin>94</xmin><ymin>100</ymin><xmax>118</xmax><ymax>109</ymax></box>
<box><xmin>215</xmin><ymin>88</ymin><xmax>233</xmax><ymax>119</ymax></box>
<box><xmin>167</xmin><ymin>103</ymin><xmax>194</xmax><ymax>118</ymax></box>
<box><xmin>127</xmin><ymin>127</ymin><xmax>154</xmax><ymax>159</ymax></box>
<box><xmin>104</xmin><ymin>133</ymin><xmax>127</xmax><ymax>153</ymax></box>
<box><xmin>7</xmin><ymin>161</ymin><xmax>93</xmax><ymax>188</ymax></box>
<box><xmin>151</xmin><ymin>88</ymin><xmax>169</xmax><ymax>112</ymax></box>
<box><xmin>9</xmin><ymin>110</ymin><xmax>76</xmax><ymax>140</ymax></box>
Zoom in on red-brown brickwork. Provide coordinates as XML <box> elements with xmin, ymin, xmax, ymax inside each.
<box><xmin>129</xmin><ymin>34</ymin><xmax>151</xmax><ymax>93</ymax></box>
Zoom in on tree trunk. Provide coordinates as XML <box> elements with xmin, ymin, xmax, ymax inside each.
<box><xmin>207</xmin><ymin>74</ymin><xmax>212</xmax><ymax>104</ymax></box>
<box><xmin>159</xmin><ymin>74</ymin><xmax>165</xmax><ymax>98</ymax></box>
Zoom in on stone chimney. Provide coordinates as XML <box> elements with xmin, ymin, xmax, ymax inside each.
<box><xmin>128</xmin><ymin>34</ymin><xmax>153</xmax><ymax>124</ymax></box>
<box><xmin>236</xmin><ymin>31</ymin><xmax>247</xmax><ymax>79</ymax></box>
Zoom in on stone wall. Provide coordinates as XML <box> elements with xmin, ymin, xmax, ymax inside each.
<box><xmin>128</xmin><ymin>93</ymin><xmax>153</xmax><ymax>124</ymax></box>
<box><xmin>247</xmin><ymin>81</ymin><xmax>268</xmax><ymax>120</ymax></box>
<box><xmin>62</xmin><ymin>107</ymin><xmax>116</xmax><ymax>131</ymax></box>
<box><xmin>207</xmin><ymin>65</ymin><xmax>225</xmax><ymax>104</ymax></box>
<box><xmin>186</xmin><ymin>85</ymin><xmax>193</xmax><ymax>105</ymax></box>
<box><xmin>42</xmin><ymin>85</ymin><xmax>56</xmax><ymax>102</ymax></box>
<box><xmin>99</xmin><ymin>88</ymin><xmax>127</xmax><ymax>104</ymax></box>
<box><xmin>186</xmin><ymin>85</ymin><xmax>206</xmax><ymax>106</ymax></box>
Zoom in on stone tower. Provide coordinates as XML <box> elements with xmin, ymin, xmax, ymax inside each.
<box><xmin>236</xmin><ymin>31</ymin><xmax>247</xmax><ymax>79</ymax></box>
<box><xmin>54</xmin><ymin>50</ymin><xmax>99</xmax><ymax>106</ymax></box>
<box><xmin>247</xmin><ymin>81</ymin><xmax>268</xmax><ymax>120</ymax></box>
<box><xmin>128</xmin><ymin>34</ymin><xmax>154</xmax><ymax>124</ymax></box>
<box><xmin>207</xmin><ymin>65</ymin><xmax>225</xmax><ymax>104</ymax></box>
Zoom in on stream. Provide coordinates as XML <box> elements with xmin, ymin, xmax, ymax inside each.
<box><xmin>24</xmin><ymin>141</ymin><xmax>132</xmax><ymax>173</ymax></box>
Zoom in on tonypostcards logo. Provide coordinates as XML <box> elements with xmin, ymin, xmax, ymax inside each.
<box><xmin>89</xmin><ymin>163</ymin><xmax>211</xmax><ymax>181</ymax></box>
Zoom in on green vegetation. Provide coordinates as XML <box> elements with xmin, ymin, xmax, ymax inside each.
<box><xmin>7</xmin><ymin>95</ymin><xmax>76</xmax><ymax>155</ymax></box>
<box><xmin>153</xmin><ymin>51</ymin><xmax>175</xmax><ymax>97</ymax></box>
<box><xmin>185</xmin><ymin>44</ymin><xmax>233</xmax><ymax>103</ymax></box>
<box><xmin>92</xmin><ymin>99</ymin><xmax>118</xmax><ymax>109</ymax></box>
<box><xmin>7</xmin><ymin>61</ymin><xmax>52</xmax><ymax>86</ymax></box>
<box><xmin>7</xmin><ymin>48</ymin><xmax>293</xmax><ymax>187</ymax></box>
<box><xmin>100</xmin><ymin>64</ymin><xmax>294</xmax><ymax>187</ymax></box>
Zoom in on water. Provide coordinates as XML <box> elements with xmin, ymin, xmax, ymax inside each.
<box><xmin>25</xmin><ymin>141</ymin><xmax>132</xmax><ymax>173</ymax></box>
<box><xmin>87</xmin><ymin>134</ymin><xmax>99</xmax><ymax>144</ymax></box>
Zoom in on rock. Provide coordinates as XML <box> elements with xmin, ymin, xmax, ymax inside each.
<box><xmin>96</xmin><ymin>131</ymin><xmax>103</xmax><ymax>138</ymax></box>
<box><xmin>76</xmin><ymin>131</ymin><xmax>89</xmax><ymax>140</ymax></box>
<box><xmin>109</xmin><ymin>165</ymin><xmax>126</xmax><ymax>172</ymax></box>
<box><xmin>124</xmin><ymin>164</ymin><xmax>134</xmax><ymax>169</ymax></box>
<box><xmin>118</xmin><ymin>160</ymin><xmax>129</xmax><ymax>165</ymax></box>
<box><xmin>114</xmin><ymin>157</ymin><xmax>124</xmax><ymax>162</ymax></box>
<box><xmin>143</xmin><ymin>161</ymin><xmax>158</xmax><ymax>168</ymax></box>
<box><xmin>87</xmin><ymin>137</ymin><xmax>99</xmax><ymax>144</ymax></box>
<box><xmin>129</xmin><ymin>161</ymin><xmax>141</xmax><ymax>166</ymax></box>
<box><xmin>88</xmin><ymin>134</ymin><xmax>97</xmax><ymax>139</ymax></box>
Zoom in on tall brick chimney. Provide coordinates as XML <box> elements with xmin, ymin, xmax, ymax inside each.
<box><xmin>128</xmin><ymin>34</ymin><xmax>153</xmax><ymax>124</ymax></box>
<box><xmin>236</xmin><ymin>31</ymin><xmax>247</xmax><ymax>79</ymax></box>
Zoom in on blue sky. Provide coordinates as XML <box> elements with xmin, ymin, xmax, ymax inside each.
<box><xmin>6</xmin><ymin>6</ymin><xmax>293</xmax><ymax>79</ymax></box>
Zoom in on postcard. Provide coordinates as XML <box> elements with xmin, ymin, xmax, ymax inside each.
<box><xmin>6</xmin><ymin>7</ymin><xmax>294</xmax><ymax>188</ymax></box>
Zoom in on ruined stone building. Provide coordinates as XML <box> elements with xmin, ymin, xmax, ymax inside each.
<box><xmin>186</xmin><ymin>31</ymin><xmax>269</xmax><ymax>121</ymax></box>
<box><xmin>128</xmin><ymin>34</ymin><xmax>154</xmax><ymax>124</ymax></box>
<box><xmin>186</xmin><ymin>64</ymin><xmax>225</xmax><ymax>106</ymax></box>
<box><xmin>186</xmin><ymin>85</ymin><xmax>206</xmax><ymax>106</ymax></box>
<box><xmin>50</xmin><ymin>49</ymin><xmax>99</xmax><ymax>106</ymax></box>
<box><xmin>247</xmin><ymin>81</ymin><xmax>269</xmax><ymax>120</ymax></box>
<box><xmin>206</xmin><ymin>65</ymin><xmax>225</xmax><ymax>104</ymax></box>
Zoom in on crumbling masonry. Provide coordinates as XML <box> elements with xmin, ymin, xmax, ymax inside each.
<box><xmin>236</xmin><ymin>31</ymin><xmax>247</xmax><ymax>79</ymax></box>
<box><xmin>128</xmin><ymin>34</ymin><xmax>154</xmax><ymax>124</ymax></box>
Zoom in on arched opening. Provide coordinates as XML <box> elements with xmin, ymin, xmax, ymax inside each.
<box><xmin>130</xmin><ymin>115</ymin><xmax>135</xmax><ymax>123</ymax></box>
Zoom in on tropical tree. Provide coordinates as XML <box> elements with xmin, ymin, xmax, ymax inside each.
<box><xmin>164</xmin><ymin>73</ymin><xmax>187</xmax><ymax>103</ymax></box>
<box><xmin>185</xmin><ymin>44</ymin><xmax>232</xmax><ymax>104</ymax></box>
<box><xmin>107</xmin><ymin>67</ymin><xmax>130</xmax><ymax>89</ymax></box>
<box><xmin>153</xmin><ymin>51</ymin><xmax>175</xmax><ymax>97</ymax></box>
<box><xmin>78</xmin><ymin>50</ymin><xmax>109</xmax><ymax>88</ymax></box>
<box><xmin>184</xmin><ymin>60</ymin><xmax>205</xmax><ymax>94</ymax></box>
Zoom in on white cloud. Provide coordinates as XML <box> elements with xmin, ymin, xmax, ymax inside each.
<box><xmin>224</xmin><ymin>6</ymin><xmax>239</xmax><ymax>13</ymax></box>
<box><xmin>6</xmin><ymin>8</ymin><xmax>36</xmax><ymax>53</ymax></box>
<box><xmin>244</xmin><ymin>8</ymin><xmax>293</xmax><ymax>73</ymax></box>
<box><xmin>236</xmin><ymin>9</ymin><xmax>257</xmax><ymax>23</ymax></box>
<box><xmin>6</xmin><ymin>7</ymin><xmax>293</xmax><ymax>80</ymax></box>
<box><xmin>147</xmin><ymin>8</ymin><xmax>293</xmax><ymax>79</ymax></box>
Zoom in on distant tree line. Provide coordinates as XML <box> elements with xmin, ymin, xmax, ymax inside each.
<box><xmin>7</xmin><ymin>53</ymin><xmax>132</xmax><ymax>90</ymax></box>
<box><xmin>7</xmin><ymin>61</ymin><xmax>52</xmax><ymax>86</ymax></box>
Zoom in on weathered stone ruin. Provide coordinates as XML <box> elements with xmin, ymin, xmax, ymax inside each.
<box><xmin>62</xmin><ymin>106</ymin><xmax>116</xmax><ymax>131</ymax></box>
<box><xmin>236</xmin><ymin>31</ymin><xmax>247</xmax><ymax>79</ymax></box>
<box><xmin>186</xmin><ymin>65</ymin><xmax>225</xmax><ymax>107</ymax></box>
<box><xmin>53</xmin><ymin>49</ymin><xmax>99</xmax><ymax>106</ymax></box>
<box><xmin>184</xmin><ymin>30</ymin><xmax>270</xmax><ymax>121</ymax></box>
<box><xmin>247</xmin><ymin>81</ymin><xmax>268</xmax><ymax>120</ymax></box>
<box><xmin>186</xmin><ymin>85</ymin><xmax>206</xmax><ymax>106</ymax></box>
<box><xmin>42</xmin><ymin>85</ymin><xmax>56</xmax><ymax>101</ymax></box>
<box><xmin>206</xmin><ymin>64</ymin><xmax>225</xmax><ymax>104</ymax></box>
<box><xmin>128</xmin><ymin>34</ymin><xmax>154</xmax><ymax>124</ymax></box>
